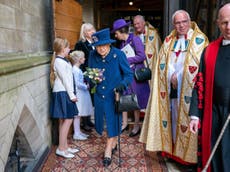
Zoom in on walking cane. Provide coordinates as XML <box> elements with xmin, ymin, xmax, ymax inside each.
<box><xmin>201</xmin><ymin>113</ymin><xmax>230</xmax><ymax>172</ymax></box>
<box><xmin>115</xmin><ymin>91</ymin><xmax>121</xmax><ymax>167</ymax></box>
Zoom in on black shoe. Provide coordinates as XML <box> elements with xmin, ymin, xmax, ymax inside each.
<box><xmin>81</xmin><ymin>125</ymin><xmax>92</xmax><ymax>132</ymax></box>
<box><xmin>129</xmin><ymin>128</ymin><xmax>141</xmax><ymax>137</ymax></box>
<box><xmin>112</xmin><ymin>145</ymin><xmax>117</xmax><ymax>155</ymax></box>
<box><xmin>85</xmin><ymin>116</ymin><xmax>94</xmax><ymax>127</ymax></box>
<box><xmin>87</xmin><ymin>121</ymin><xmax>95</xmax><ymax>127</ymax></box>
<box><xmin>103</xmin><ymin>157</ymin><xmax>112</xmax><ymax>167</ymax></box>
<box><xmin>121</xmin><ymin>125</ymin><xmax>129</xmax><ymax>133</ymax></box>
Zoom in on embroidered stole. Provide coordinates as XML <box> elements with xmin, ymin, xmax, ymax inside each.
<box><xmin>157</xmin><ymin>22</ymin><xmax>209</xmax><ymax>163</ymax></box>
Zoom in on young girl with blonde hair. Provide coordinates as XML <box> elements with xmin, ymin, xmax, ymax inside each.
<box><xmin>70</xmin><ymin>50</ymin><xmax>94</xmax><ymax>140</ymax></box>
<box><xmin>50</xmin><ymin>37</ymin><xmax>79</xmax><ymax>158</ymax></box>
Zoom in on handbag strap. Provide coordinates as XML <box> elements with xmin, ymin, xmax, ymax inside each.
<box><xmin>134</xmin><ymin>57</ymin><xmax>149</xmax><ymax>69</ymax></box>
<box><xmin>123</xmin><ymin>84</ymin><xmax>135</xmax><ymax>95</ymax></box>
<box><xmin>144</xmin><ymin>58</ymin><xmax>150</xmax><ymax>68</ymax></box>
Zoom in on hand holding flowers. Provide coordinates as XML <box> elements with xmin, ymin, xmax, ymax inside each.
<box><xmin>84</xmin><ymin>67</ymin><xmax>105</xmax><ymax>93</ymax></box>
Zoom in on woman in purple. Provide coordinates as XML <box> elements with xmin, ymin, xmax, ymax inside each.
<box><xmin>111</xmin><ymin>19</ymin><xmax>150</xmax><ymax>137</ymax></box>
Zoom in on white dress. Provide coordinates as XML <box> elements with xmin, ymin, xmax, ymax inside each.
<box><xmin>73</xmin><ymin>65</ymin><xmax>94</xmax><ymax>116</ymax></box>
<box><xmin>168</xmin><ymin>35</ymin><xmax>188</xmax><ymax>143</ymax></box>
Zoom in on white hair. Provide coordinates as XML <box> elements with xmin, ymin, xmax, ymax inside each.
<box><xmin>134</xmin><ymin>15</ymin><xmax>145</xmax><ymax>22</ymax></box>
<box><xmin>79</xmin><ymin>23</ymin><xmax>95</xmax><ymax>42</ymax></box>
<box><xmin>172</xmin><ymin>10</ymin><xmax>191</xmax><ymax>24</ymax></box>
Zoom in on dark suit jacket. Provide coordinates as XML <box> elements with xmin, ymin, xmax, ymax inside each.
<box><xmin>73</xmin><ymin>40</ymin><xmax>93</xmax><ymax>72</ymax></box>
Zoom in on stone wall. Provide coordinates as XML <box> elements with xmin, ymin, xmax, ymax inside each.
<box><xmin>0</xmin><ymin>0</ymin><xmax>53</xmax><ymax>171</ymax></box>
<box><xmin>0</xmin><ymin>55</ymin><xmax>52</xmax><ymax>171</ymax></box>
<box><xmin>82</xmin><ymin>0</ymin><xmax>95</xmax><ymax>26</ymax></box>
<box><xmin>0</xmin><ymin>0</ymin><xmax>52</xmax><ymax>54</ymax></box>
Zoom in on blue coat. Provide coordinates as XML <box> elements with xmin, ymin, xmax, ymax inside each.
<box><xmin>88</xmin><ymin>46</ymin><xmax>133</xmax><ymax>137</ymax></box>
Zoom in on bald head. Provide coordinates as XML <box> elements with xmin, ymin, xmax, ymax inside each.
<box><xmin>217</xmin><ymin>3</ymin><xmax>230</xmax><ymax>40</ymax></box>
<box><xmin>218</xmin><ymin>3</ymin><xmax>230</xmax><ymax>19</ymax></box>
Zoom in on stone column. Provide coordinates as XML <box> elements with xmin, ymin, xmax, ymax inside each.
<box><xmin>163</xmin><ymin>0</ymin><xmax>180</xmax><ymax>38</ymax></box>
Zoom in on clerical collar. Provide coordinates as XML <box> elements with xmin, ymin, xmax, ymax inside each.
<box><xmin>174</xmin><ymin>36</ymin><xmax>188</xmax><ymax>52</ymax></box>
<box><xmin>173</xmin><ymin>29</ymin><xmax>193</xmax><ymax>52</ymax></box>
<box><xmin>222</xmin><ymin>39</ymin><xmax>230</xmax><ymax>46</ymax></box>
<box><xmin>139</xmin><ymin>33</ymin><xmax>145</xmax><ymax>44</ymax></box>
<box><xmin>177</xmin><ymin>34</ymin><xmax>187</xmax><ymax>40</ymax></box>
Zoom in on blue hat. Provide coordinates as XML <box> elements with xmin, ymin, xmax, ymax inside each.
<box><xmin>89</xmin><ymin>28</ymin><xmax>116</xmax><ymax>47</ymax></box>
<box><xmin>111</xmin><ymin>19</ymin><xmax>131</xmax><ymax>33</ymax></box>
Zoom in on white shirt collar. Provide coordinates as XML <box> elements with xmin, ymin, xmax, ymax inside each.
<box><xmin>222</xmin><ymin>39</ymin><xmax>230</xmax><ymax>46</ymax></box>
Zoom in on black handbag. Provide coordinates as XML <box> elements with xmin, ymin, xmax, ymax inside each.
<box><xmin>134</xmin><ymin>60</ymin><xmax>152</xmax><ymax>82</ymax></box>
<box><xmin>115</xmin><ymin>88</ymin><xmax>140</xmax><ymax>113</ymax></box>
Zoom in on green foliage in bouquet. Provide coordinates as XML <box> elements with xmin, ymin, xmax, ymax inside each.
<box><xmin>84</xmin><ymin>67</ymin><xmax>105</xmax><ymax>93</ymax></box>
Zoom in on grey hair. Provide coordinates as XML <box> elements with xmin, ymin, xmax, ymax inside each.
<box><xmin>70</xmin><ymin>50</ymin><xmax>85</xmax><ymax>63</ymax></box>
<box><xmin>79</xmin><ymin>23</ymin><xmax>95</xmax><ymax>42</ymax></box>
<box><xmin>172</xmin><ymin>10</ymin><xmax>191</xmax><ymax>24</ymax></box>
<box><xmin>133</xmin><ymin>15</ymin><xmax>145</xmax><ymax>22</ymax></box>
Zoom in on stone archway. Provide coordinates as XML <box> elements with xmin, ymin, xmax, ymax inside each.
<box><xmin>1</xmin><ymin>64</ymin><xmax>52</xmax><ymax>171</ymax></box>
<box><xmin>3</xmin><ymin>86</ymin><xmax>50</xmax><ymax>171</ymax></box>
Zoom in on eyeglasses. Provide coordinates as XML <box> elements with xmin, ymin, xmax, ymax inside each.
<box><xmin>174</xmin><ymin>20</ymin><xmax>189</xmax><ymax>26</ymax></box>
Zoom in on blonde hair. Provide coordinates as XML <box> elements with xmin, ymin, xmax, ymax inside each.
<box><xmin>69</xmin><ymin>50</ymin><xmax>85</xmax><ymax>64</ymax></box>
<box><xmin>79</xmin><ymin>23</ymin><xmax>95</xmax><ymax>42</ymax></box>
<box><xmin>50</xmin><ymin>37</ymin><xmax>70</xmax><ymax>88</ymax></box>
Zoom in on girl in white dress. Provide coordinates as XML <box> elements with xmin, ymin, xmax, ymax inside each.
<box><xmin>70</xmin><ymin>51</ymin><xmax>94</xmax><ymax>140</ymax></box>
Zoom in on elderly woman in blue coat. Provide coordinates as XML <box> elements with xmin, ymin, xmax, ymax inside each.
<box><xmin>111</xmin><ymin>19</ymin><xmax>150</xmax><ymax>137</ymax></box>
<box><xmin>88</xmin><ymin>28</ymin><xmax>133</xmax><ymax>167</ymax></box>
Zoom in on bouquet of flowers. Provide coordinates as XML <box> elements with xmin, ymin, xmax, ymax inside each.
<box><xmin>84</xmin><ymin>67</ymin><xmax>105</xmax><ymax>94</ymax></box>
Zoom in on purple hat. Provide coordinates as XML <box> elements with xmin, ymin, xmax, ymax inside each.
<box><xmin>111</xmin><ymin>19</ymin><xmax>131</xmax><ymax>33</ymax></box>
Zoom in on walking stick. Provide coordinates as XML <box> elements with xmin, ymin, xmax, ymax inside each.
<box><xmin>201</xmin><ymin>113</ymin><xmax>230</xmax><ymax>172</ymax></box>
<box><xmin>115</xmin><ymin>91</ymin><xmax>121</xmax><ymax>167</ymax></box>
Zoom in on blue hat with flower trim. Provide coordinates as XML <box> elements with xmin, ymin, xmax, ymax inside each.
<box><xmin>89</xmin><ymin>28</ymin><xmax>116</xmax><ymax>47</ymax></box>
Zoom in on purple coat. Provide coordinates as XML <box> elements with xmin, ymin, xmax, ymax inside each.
<box><xmin>120</xmin><ymin>33</ymin><xmax>150</xmax><ymax>109</ymax></box>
